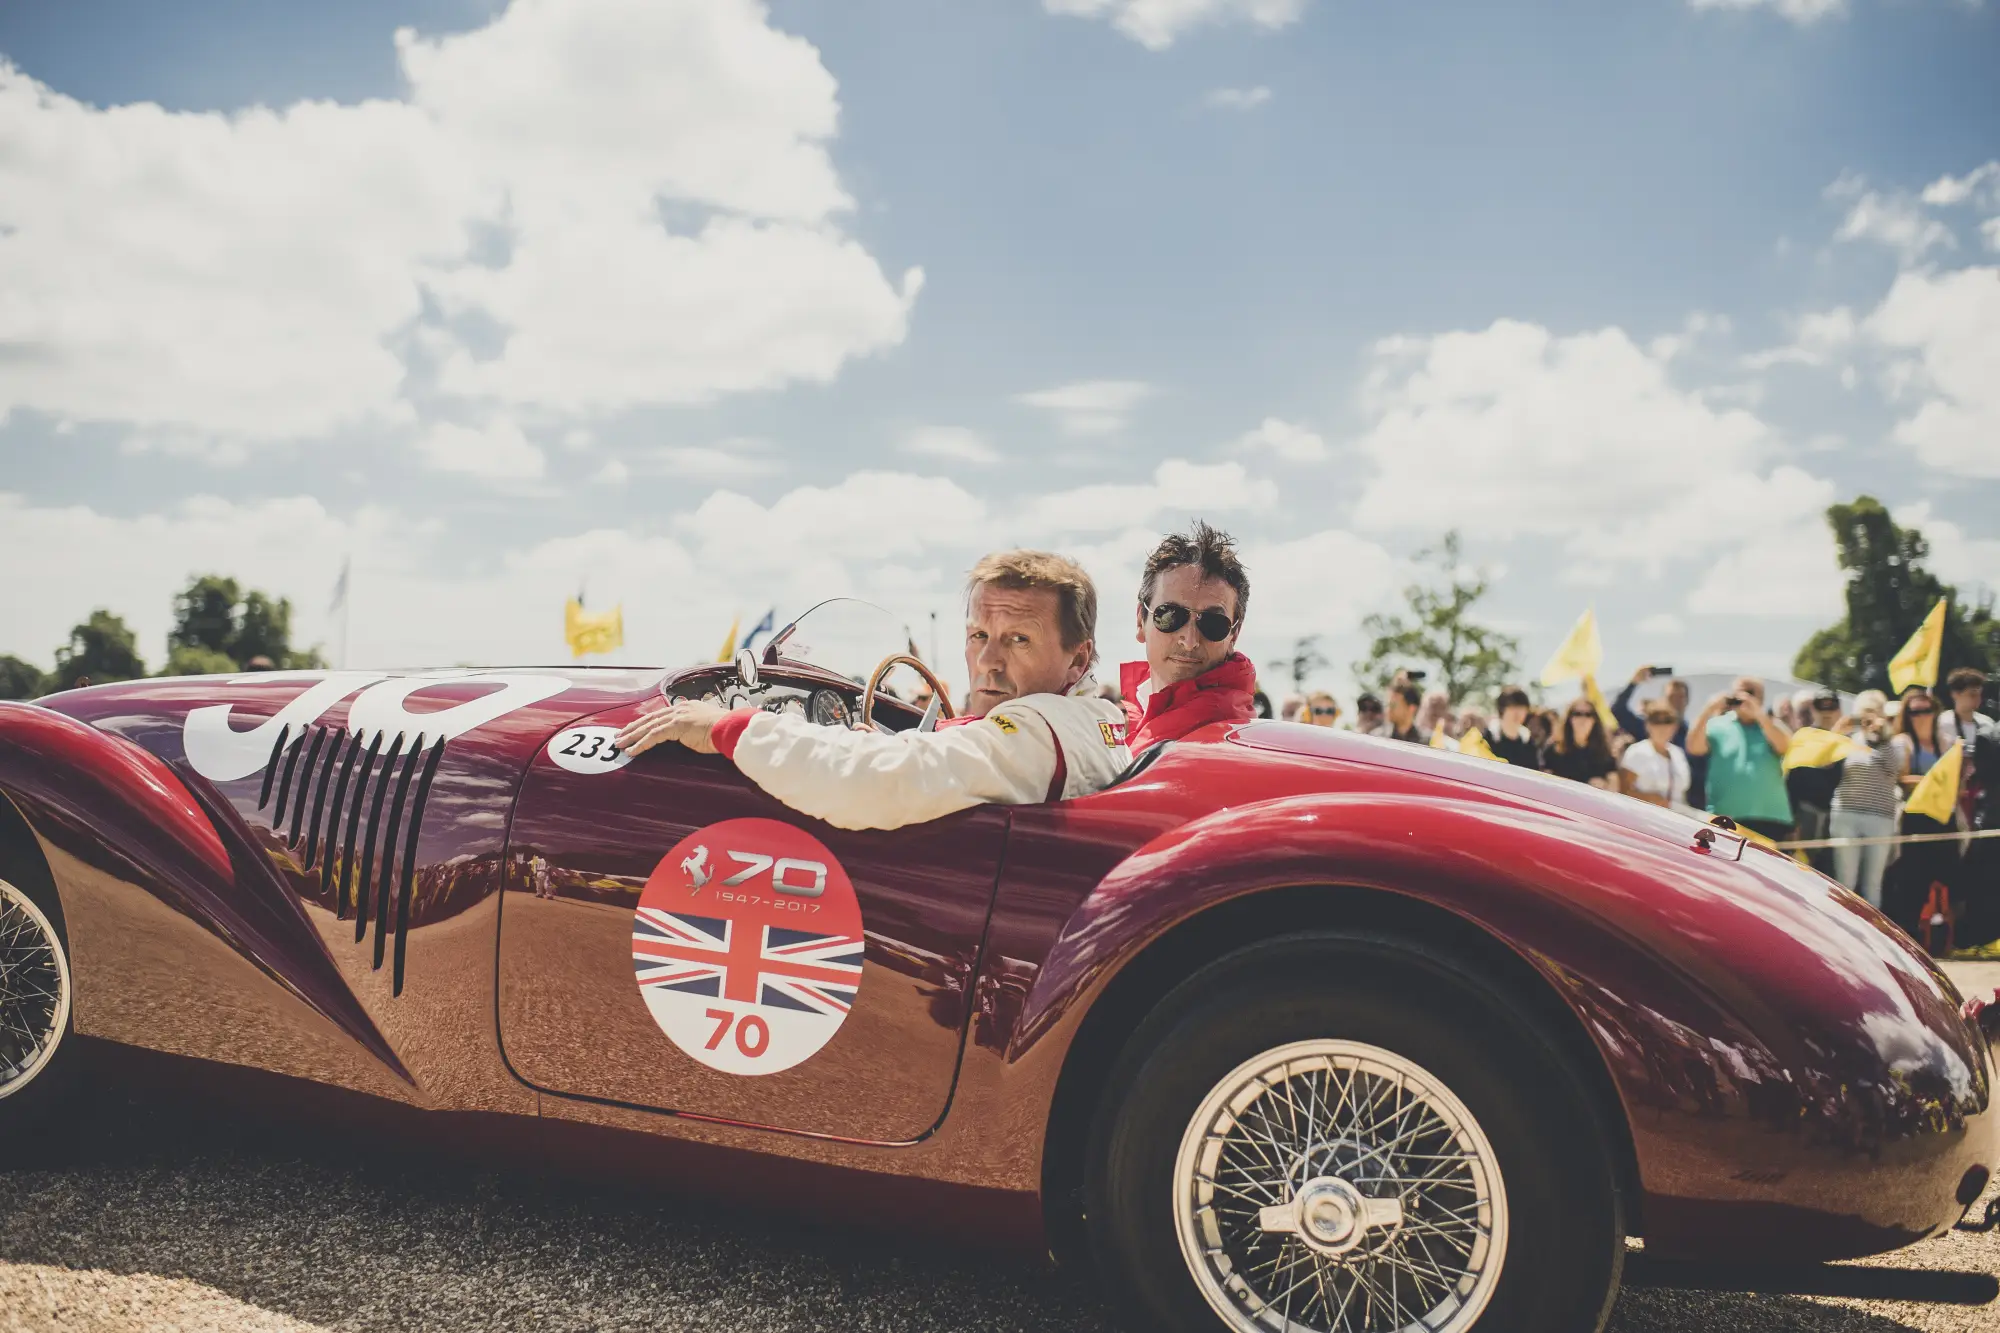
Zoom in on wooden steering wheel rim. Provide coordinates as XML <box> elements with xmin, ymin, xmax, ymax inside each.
<box><xmin>861</xmin><ymin>653</ymin><xmax>956</xmax><ymax>730</ymax></box>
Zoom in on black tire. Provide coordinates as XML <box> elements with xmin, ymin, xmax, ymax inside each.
<box><xmin>0</xmin><ymin>871</ymin><xmax>80</xmax><ymax>1143</ymax></box>
<box><xmin>1085</xmin><ymin>930</ymin><xmax>1624</xmax><ymax>1333</ymax></box>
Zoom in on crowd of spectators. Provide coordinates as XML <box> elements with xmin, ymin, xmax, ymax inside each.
<box><xmin>1271</xmin><ymin>665</ymin><xmax>1998</xmax><ymax>939</ymax></box>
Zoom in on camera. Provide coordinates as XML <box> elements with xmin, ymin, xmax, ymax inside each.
<box><xmin>1723</xmin><ymin>694</ymin><xmax>1744</xmax><ymax>708</ymax></box>
<box><xmin>1650</xmin><ymin>665</ymin><xmax>1674</xmax><ymax>678</ymax></box>
<box><xmin>1404</xmin><ymin>669</ymin><xmax>1428</xmax><ymax>682</ymax></box>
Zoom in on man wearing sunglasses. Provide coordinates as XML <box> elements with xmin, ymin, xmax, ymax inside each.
<box><xmin>1118</xmin><ymin>521</ymin><xmax>1259</xmax><ymax>754</ymax></box>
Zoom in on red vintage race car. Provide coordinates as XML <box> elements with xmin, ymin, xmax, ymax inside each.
<box><xmin>1</xmin><ymin>599</ymin><xmax>1994</xmax><ymax>1333</ymax></box>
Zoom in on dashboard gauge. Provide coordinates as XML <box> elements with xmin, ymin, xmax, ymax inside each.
<box><xmin>809</xmin><ymin>689</ymin><xmax>853</xmax><ymax>729</ymax></box>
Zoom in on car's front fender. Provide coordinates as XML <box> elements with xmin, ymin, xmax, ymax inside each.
<box><xmin>1017</xmin><ymin>789</ymin><xmax>1995</xmax><ymax>1262</ymax></box>
<box><xmin>0</xmin><ymin>701</ymin><xmax>408</xmax><ymax>1085</ymax></box>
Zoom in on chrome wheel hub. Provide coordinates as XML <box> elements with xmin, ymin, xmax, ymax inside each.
<box><xmin>1174</xmin><ymin>1040</ymin><xmax>1508</xmax><ymax>1333</ymax></box>
<box><xmin>0</xmin><ymin>879</ymin><xmax>70</xmax><ymax>1101</ymax></box>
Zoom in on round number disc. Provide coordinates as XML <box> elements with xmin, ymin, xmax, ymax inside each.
<box><xmin>546</xmin><ymin>725</ymin><xmax>633</xmax><ymax>774</ymax></box>
<box><xmin>633</xmin><ymin>818</ymin><xmax>864</xmax><ymax>1076</ymax></box>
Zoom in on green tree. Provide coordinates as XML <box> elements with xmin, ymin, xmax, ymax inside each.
<box><xmin>161</xmin><ymin>644</ymin><xmax>241</xmax><ymax>678</ymax></box>
<box><xmin>1793</xmin><ymin>496</ymin><xmax>1997</xmax><ymax>692</ymax></box>
<box><xmin>1354</xmin><ymin>531</ymin><xmax>1520</xmax><ymax>703</ymax></box>
<box><xmin>51</xmin><ymin>610</ymin><xmax>146</xmax><ymax>691</ymax></box>
<box><xmin>164</xmin><ymin>574</ymin><xmax>326</xmax><ymax>672</ymax></box>
<box><xmin>0</xmin><ymin>655</ymin><xmax>46</xmax><ymax>700</ymax></box>
<box><xmin>1268</xmin><ymin>635</ymin><xmax>1331</xmax><ymax>694</ymax></box>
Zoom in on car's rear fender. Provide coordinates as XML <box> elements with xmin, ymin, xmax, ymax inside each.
<box><xmin>0</xmin><ymin>701</ymin><xmax>409</xmax><ymax>1085</ymax></box>
<box><xmin>1022</xmin><ymin>790</ymin><xmax>1996</xmax><ymax>1263</ymax></box>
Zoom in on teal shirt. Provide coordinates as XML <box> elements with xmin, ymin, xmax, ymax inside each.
<box><xmin>1702</xmin><ymin>716</ymin><xmax>1792</xmax><ymax>824</ymax></box>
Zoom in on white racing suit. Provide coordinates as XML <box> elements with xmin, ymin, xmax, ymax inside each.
<box><xmin>717</xmin><ymin>688</ymin><xmax>1133</xmax><ymax>831</ymax></box>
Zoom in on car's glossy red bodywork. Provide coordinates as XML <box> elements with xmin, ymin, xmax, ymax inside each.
<box><xmin>3</xmin><ymin>665</ymin><xmax>1993</xmax><ymax>1264</ymax></box>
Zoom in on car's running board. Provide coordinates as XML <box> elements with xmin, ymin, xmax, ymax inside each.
<box><xmin>1624</xmin><ymin>1255</ymin><xmax>1998</xmax><ymax>1305</ymax></box>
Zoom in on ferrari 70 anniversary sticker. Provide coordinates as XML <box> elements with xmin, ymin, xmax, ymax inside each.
<box><xmin>632</xmin><ymin>818</ymin><xmax>864</xmax><ymax>1076</ymax></box>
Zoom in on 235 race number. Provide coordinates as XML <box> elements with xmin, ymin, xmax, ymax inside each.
<box><xmin>546</xmin><ymin>725</ymin><xmax>632</xmax><ymax>774</ymax></box>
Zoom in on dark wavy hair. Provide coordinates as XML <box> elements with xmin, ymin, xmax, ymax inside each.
<box><xmin>1138</xmin><ymin>520</ymin><xmax>1249</xmax><ymax>622</ymax></box>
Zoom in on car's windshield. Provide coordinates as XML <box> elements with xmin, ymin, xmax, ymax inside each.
<box><xmin>766</xmin><ymin>599</ymin><xmax>911</xmax><ymax>685</ymax></box>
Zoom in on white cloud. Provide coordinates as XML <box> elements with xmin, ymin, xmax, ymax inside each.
<box><xmin>0</xmin><ymin>0</ymin><xmax>917</xmax><ymax>448</ymax></box>
<box><xmin>1984</xmin><ymin>218</ymin><xmax>2000</xmax><ymax>252</ymax></box>
<box><xmin>1204</xmin><ymin>86</ymin><xmax>1273</xmax><ymax>111</ymax></box>
<box><xmin>1027</xmin><ymin>460</ymin><xmax>1276</xmax><ymax>534</ymax></box>
<box><xmin>1834</xmin><ymin>189</ymin><xmax>1955</xmax><ymax>262</ymax></box>
<box><xmin>1016</xmin><ymin>379</ymin><xmax>1155</xmax><ymax>435</ymax></box>
<box><xmin>1350</xmin><ymin>318</ymin><xmax>1805</xmax><ymax>570</ymax></box>
<box><xmin>1921</xmin><ymin>162</ymin><xmax>1999</xmax><ymax>208</ymax></box>
<box><xmin>416</xmin><ymin>417</ymin><xmax>546</xmax><ymax>479</ymax></box>
<box><xmin>640</xmin><ymin>440</ymin><xmax>783</xmax><ymax>481</ymax></box>
<box><xmin>1639</xmin><ymin>612</ymin><xmax>1685</xmax><ymax>635</ymax></box>
<box><xmin>1894</xmin><ymin>502</ymin><xmax>2000</xmax><ymax>594</ymax></box>
<box><xmin>1741</xmin><ymin>306</ymin><xmax>1857</xmax><ymax>370</ymax></box>
<box><xmin>1229</xmin><ymin>417</ymin><xmax>1328</xmax><ymax>462</ymax></box>
<box><xmin>591</xmin><ymin>458</ymin><xmax>631</xmax><ymax>486</ymax></box>
<box><xmin>1044</xmin><ymin>0</ymin><xmax>1306</xmax><ymax>50</ymax></box>
<box><xmin>1864</xmin><ymin>265</ymin><xmax>2000</xmax><ymax>478</ymax></box>
<box><xmin>1683</xmin><ymin>508</ymin><xmax>1845</xmax><ymax>618</ymax></box>
<box><xmin>1688</xmin><ymin>0</ymin><xmax>1844</xmax><ymax>23</ymax></box>
<box><xmin>903</xmin><ymin>426</ymin><xmax>1001</xmax><ymax>465</ymax></box>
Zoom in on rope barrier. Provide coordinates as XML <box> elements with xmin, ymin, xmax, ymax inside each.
<box><xmin>1773</xmin><ymin>827</ymin><xmax>2000</xmax><ymax>851</ymax></box>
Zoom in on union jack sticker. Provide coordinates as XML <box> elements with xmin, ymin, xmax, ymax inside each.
<box><xmin>634</xmin><ymin>818</ymin><xmax>864</xmax><ymax>1076</ymax></box>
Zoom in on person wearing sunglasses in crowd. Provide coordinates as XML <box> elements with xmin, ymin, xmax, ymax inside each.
<box><xmin>1119</xmin><ymin>520</ymin><xmax>1259</xmax><ymax>754</ymax></box>
<box><xmin>1544</xmin><ymin>697</ymin><xmax>1618</xmax><ymax>789</ymax></box>
<box><xmin>1305</xmin><ymin>691</ymin><xmax>1342</xmax><ymax>727</ymax></box>
<box><xmin>615</xmin><ymin>550</ymin><xmax>1130</xmax><ymax>830</ymax></box>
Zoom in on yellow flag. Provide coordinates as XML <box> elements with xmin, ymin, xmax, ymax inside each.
<box><xmin>1783</xmin><ymin>726</ymin><xmax>1862</xmax><ymax>772</ymax></box>
<box><xmin>1540</xmin><ymin>609</ymin><xmax>1603</xmax><ymax>685</ymax></box>
<box><xmin>1889</xmin><ymin>599</ymin><xmax>1946</xmax><ymax>693</ymax></box>
<box><xmin>1581</xmin><ymin>674</ymin><xmax>1617</xmax><ymax>733</ymax></box>
<box><xmin>1430</xmin><ymin>724</ymin><xmax>1453</xmax><ymax>749</ymax></box>
<box><xmin>716</xmin><ymin>615</ymin><xmax>740</xmax><ymax>663</ymax></box>
<box><xmin>564</xmin><ymin>599</ymin><xmax>624</xmax><ymax>659</ymax></box>
<box><xmin>1459</xmin><ymin>726</ymin><xmax>1501</xmax><ymax>761</ymax></box>
<box><xmin>1906</xmin><ymin>741</ymin><xmax>1962</xmax><ymax>824</ymax></box>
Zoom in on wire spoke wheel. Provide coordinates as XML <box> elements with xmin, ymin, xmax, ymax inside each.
<box><xmin>0</xmin><ymin>879</ymin><xmax>70</xmax><ymax>1102</ymax></box>
<box><xmin>1174</xmin><ymin>1039</ymin><xmax>1508</xmax><ymax>1333</ymax></box>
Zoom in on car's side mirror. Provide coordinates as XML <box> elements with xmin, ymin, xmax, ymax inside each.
<box><xmin>735</xmin><ymin>648</ymin><xmax>760</xmax><ymax>692</ymax></box>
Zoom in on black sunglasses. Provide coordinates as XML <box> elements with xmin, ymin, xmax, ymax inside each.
<box><xmin>1144</xmin><ymin>600</ymin><xmax>1237</xmax><ymax>643</ymax></box>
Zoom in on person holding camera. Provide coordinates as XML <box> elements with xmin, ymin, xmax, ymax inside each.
<box><xmin>1829</xmin><ymin>690</ymin><xmax>1906</xmax><ymax>908</ymax></box>
<box><xmin>1686</xmin><ymin>677</ymin><xmax>1793</xmax><ymax>843</ymax></box>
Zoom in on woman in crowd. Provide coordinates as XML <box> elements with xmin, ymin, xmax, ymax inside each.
<box><xmin>1897</xmin><ymin>686</ymin><xmax>1943</xmax><ymax>790</ymax></box>
<box><xmin>1544</xmin><ymin>697</ymin><xmax>1618</xmax><ymax>789</ymax></box>
<box><xmin>1889</xmin><ymin>685</ymin><xmax>1956</xmax><ymax>941</ymax></box>
<box><xmin>1306</xmin><ymin>691</ymin><xmax>1341</xmax><ymax>727</ymax></box>
<box><xmin>1485</xmin><ymin>685</ymin><xmax>1543</xmax><ymax>769</ymax></box>
<box><xmin>1619</xmin><ymin>700</ymin><xmax>1690</xmax><ymax>808</ymax></box>
<box><xmin>1830</xmin><ymin>690</ymin><xmax>1906</xmax><ymax>909</ymax></box>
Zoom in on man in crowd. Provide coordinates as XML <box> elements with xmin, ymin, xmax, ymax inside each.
<box><xmin>1942</xmin><ymin>667</ymin><xmax>1996</xmax><ymax>749</ymax></box>
<box><xmin>1686</xmin><ymin>677</ymin><xmax>1794</xmax><ymax>843</ymax></box>
<box><xmin>1486</xmin><ymin>685</ymin><xmax>1542</xmax><ymax>768</ymax></box>
<box><xmin>1786</xmin><ymin>687</ymin><xmax>1844</xmax><ymax>873</ymax></box>
<box><xmin>1384</xmin><ymin>680</ymin><xmax>1425</xmax><ymax>744</ymax></box>
<box><xmin>1119</xmin><ymin>521</ymin><xmax>1259</xmax><ymax>753</ymax></box>
<box><xmin>1352</xmin><ymin>692</ymin><xmax>1385</xmax><ymax>736</ymax></box>
<box><xmin>616</xmin><ymin>550</ymin><xmax>1130</xmax><ymax>830</ymax></box>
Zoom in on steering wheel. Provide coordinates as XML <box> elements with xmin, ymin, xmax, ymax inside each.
<box><xmin>861</xmin><ymin>654</ymin><xmax>956</xmax><ymax>732</ymax></box>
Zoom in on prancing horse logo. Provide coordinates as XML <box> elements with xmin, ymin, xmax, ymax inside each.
<box><xmin>681</xmin><ymin>844</ymin><xmax>712</xmax><ymax>891</ymax></box>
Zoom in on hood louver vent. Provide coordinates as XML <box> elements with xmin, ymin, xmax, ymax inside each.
<box><xmin>258</xmin><ymin>723</ymin><xmax>446</xmax><ymax>996</ymax></box>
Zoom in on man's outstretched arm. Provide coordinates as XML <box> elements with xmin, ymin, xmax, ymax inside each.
<box><xmin>618</xmin><ymin>699</ymin><xmax>1059</xmax><ymax>831</ymax></box>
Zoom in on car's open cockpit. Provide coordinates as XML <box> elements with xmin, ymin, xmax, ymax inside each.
<box><xmin>658</xmin><ymin>598</ymin><xmax>945</xmax><ymax>736</ymax></box>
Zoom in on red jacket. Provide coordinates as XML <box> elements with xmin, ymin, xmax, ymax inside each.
<box><xmin>1119</xmin><ymin>652</ymin><xmax>1259</xmax><ymax>753</ymax></box>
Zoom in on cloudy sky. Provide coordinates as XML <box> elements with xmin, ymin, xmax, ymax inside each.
<box><xmin>1</xmin><ymin>0</ymin><xmax>1995</xmax><ymax>699</ymax></box>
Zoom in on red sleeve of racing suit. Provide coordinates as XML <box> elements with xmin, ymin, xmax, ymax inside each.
<box><xmin>710</xmin><ymin>707</ymin><xmax>759</xmax><ymax>760</ymax></box>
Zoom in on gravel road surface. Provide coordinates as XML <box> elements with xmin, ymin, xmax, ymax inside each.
<box><xmin>5</xmin><ymin>962</ymin><xmax>1997</xmax><ymax>1333</ymax></box>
